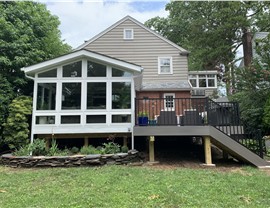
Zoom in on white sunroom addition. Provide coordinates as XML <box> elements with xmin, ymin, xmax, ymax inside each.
<box><xmin>22</xmin><ymin>50</ymin><xmax>142</xmax><ymax>142</ymax></box>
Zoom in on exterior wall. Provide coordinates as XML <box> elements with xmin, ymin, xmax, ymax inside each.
<box><xmin>85</xmin><ymin>19</ymin><xmax>189</xmax><ymax>83</ymax></box>
<box><xmin>135</xmin><ymin>91</ymin><xmax>191</xmax><ymax>118</ymax></box>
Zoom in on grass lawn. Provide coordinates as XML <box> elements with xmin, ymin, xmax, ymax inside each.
<box><xmin>0</xmin><ymin>165</ymin><xmax>269</xmax><ymax>208</ymax></box>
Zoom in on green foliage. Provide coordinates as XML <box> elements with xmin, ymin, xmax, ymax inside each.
<box><xmin>263</xmin><ymin>96</ymin><xmax>270</xmax><ymax>131</ymax></box>
<box><xmin>138</xmin><ymin>111</ymin><xmax>148</xmax><ymax>117</ymax></box>
<box><xmin>102</xmin><ymin>142</ymin><xmax>121</xmax><ymax>154</ymax></box>
<box><xmin>121</xmin><ymin>146</ymin><xmax>129</xmax><ymax>153</ymax></box>
<box><xmin>47</xmin><ymin>139</ymin><xmax>59</xmax><ymax>156</ymax></box>
<box><xmin>30</xmin><ymin>139</ymin><xmax>47</xmax><ymax>156</ymax></box>
<box><xmin>231</xmin><ymin>34</ymin><xmax>270</xmax><ymax>133</ymax></box>
<box><xmin>13</xmin><ymin>145</ymin><xmax>31</xmax><ymax>156</ymax></box>
<box><xmin>0</xmin><ymin>2</ymin><xmax>71</xmax><ymax>147</ymax></box>
<box><xmin>70</xmin><ymin>146</ymin><xmax>80</xmax><ymax>154</ymax></box>
<box><xmin>0</xmin><ymin>75</ymin><xmax>14</xmax><ymax>144</ymax></box>
<box><xmin>0</xmin><ymin>2</ymin><xmax>71</xmax><ymax>94</ymax></box>
<box><xmin>80</xmin><ymin>145</ymin><xmax>101</xmax><ymax>155</ymax></box>
<box><xmin>3</xmin><ymin>96</ymin><xmax>32</xmax><ymax>149</ymax></box>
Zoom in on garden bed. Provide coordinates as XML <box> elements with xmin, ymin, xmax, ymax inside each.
<box><xmin>0</xmin><ymin>150</ymin><xmax>143</xmax><ymax>168</ymax></box>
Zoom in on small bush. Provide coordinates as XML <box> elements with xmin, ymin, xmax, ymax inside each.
<box><xmin>14</xmin><ymin>145</ymin><xmax>31</xmax><ymax>156</ymax></box>
<box><xmin>102</xmin><ymin>142</ymin><xmax>121</xmax><ymax>154</ymax></box>
<box><xmin>47</xmin><ymin>139</ymin><xmax>60</xmax><ymax>156</ymax></box>
<box><xmin>30</xmin><ymin>139</ymin><xmax>47</xmax><ymax>156</ymax></box>
<box><xmin>80</xmin><ymin>145</ymin><xmax>101</xmax><ymax>155</ymax></box>
<box><xmin>70</xmin><ymin>147</ymin><xmax>79</xmax><ymax>154</ymax></box>
<box><xmin>121</xmin><ymin>146</ymin><xmax>129</xmax><ymax>153</ymax></box>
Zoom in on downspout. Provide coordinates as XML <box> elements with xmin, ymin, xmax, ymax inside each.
<box><xmin>21</xmin><ymin>68</ymin><xmax>35</xmax><ymax>145</ymax></box>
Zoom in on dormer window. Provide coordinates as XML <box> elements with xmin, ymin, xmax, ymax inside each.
<box><xmin>124</xmin><ymin>29</ymin><xmax>133</xmax><ymax>40</ymax></box>
<box><xmin>158</xmin><ymin>57</ymin><xmax>173</xmax><ymax>74</ymax></box>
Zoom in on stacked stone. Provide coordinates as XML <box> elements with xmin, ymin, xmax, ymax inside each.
<box><xmin>0</xmin><ymin>150</ymin><xmax>144</xmax><ymax>168</ymax></box>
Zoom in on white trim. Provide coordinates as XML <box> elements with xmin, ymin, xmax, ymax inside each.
<box><xmin>76</xmin><ymin>15</ymin><xmax>189</xmax><ymax>53</ymax></box>
<box><xmin>123</xmin><ymin>28</ymin><xmax>134</xmax><ymax>40</ymax></box>
<box><xmin>21</xmin><ymin>50</ymin><xmax>142</xmax><ymax>75</ymax></box>
<box><xmin>188</xmin><ymin>74</ymin><xmax>217</xmax><ymax>88</ymax></box>
<box><xmin>163</xmin><ymin>93</ymin><xmax>175</xmax><ymax>111</ymax></box>
<box><xmin>158</xmin><ymin>57</ymin><xmax>173</xmax><ymax>74</ymax></box>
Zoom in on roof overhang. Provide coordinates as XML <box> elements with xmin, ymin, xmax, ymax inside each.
<box><xmin>21</xmin><ymin>49</ymin><xmax>143</xmax><ymax>75</ymax></box>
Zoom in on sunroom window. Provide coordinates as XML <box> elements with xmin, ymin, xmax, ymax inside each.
<box><xmin>63</xmin><ymin>61</ymin><xmax>82</xmax><ymax>77</ymax></box>
<box><xmin>87</xmin><ymin>83</ymin><xmax>106</xmax><ymax>109</ymax></box>
<box><xmin>87</xmin><ymin>61</ymin><xmax>106</xmax><ymax>77</ymax></box>
<box><xmin>112</xmin><ymin>82</ymin><xmax>131</xmax><ymax>109</ymax></box>
<box><xmin>112</xmin><ymin>68</ymin><xmax>132</xmax><ymax>77</ymax></box>
<box><xmin>62</xmin><ymin>83</ymin><xmax>81</xmax><ymax>110</ymax></box>
<box><xmin>36</xmin><ymin>83</ymin><xmax>56</xmax><ymax>110</ymax></box>
<box><xmin>38</xmin><ymin>68</ymin><xmax>57</xmax><ymax>78</ymax></box>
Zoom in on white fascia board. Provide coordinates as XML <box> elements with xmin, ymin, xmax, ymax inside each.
<box><xmin>21</xmin><ymin>50</ymin><xmax>142</xmax><ymax>74</ymax></box>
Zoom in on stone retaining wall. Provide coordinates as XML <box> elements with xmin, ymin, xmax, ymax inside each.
<box><xmin>0</xmin><ymin>150</ymin><xmax>144</xmax><ymax>168</ymax></box>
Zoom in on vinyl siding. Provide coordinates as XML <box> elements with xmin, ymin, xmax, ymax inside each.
<box><xmin>84</xmin><ymin>19</ymin><xmax>188</xmax><ymax>83</ymax></box>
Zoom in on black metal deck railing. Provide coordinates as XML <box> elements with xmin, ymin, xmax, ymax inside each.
<box><xmin>135</xmin><ymin>97</ymin><xmax>265</xmax><ymax>157</ymax></box>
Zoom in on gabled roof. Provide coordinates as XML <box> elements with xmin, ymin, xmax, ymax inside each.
<box><xmin>21</xmin><ymin>49</ymin><xmax>143</xmax><ymax>75</ymax></box>
<box><xmin>76</xmin><ymin>15</ymin><xmax>189</xmax><ymax>54</ymax></box>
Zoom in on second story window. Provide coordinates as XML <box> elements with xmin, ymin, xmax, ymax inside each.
<box><xmin>158</xmin><ymin>57</ymin><xmax>172</xmax><ymax>74</ymax></box>
<box><xmin>188</xmin><ymin>74</ymin><xmax>217</xmax><ymax>88</ymax></box>
<box><xmin>124</xmin><ymin>29</ymin><xmax>133</xmax><ymax>40</ymax></box>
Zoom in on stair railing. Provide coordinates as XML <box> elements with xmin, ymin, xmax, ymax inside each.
<box><xmin>206</xmin><ymin>98</ymin><xmax>265</xmax><ymax>158</ymax></box>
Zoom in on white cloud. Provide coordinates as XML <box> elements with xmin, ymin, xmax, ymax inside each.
<box><xmin>46</xmin><ymin>1</ymin><xmax>169</xmax><ymax>48</ymax></box>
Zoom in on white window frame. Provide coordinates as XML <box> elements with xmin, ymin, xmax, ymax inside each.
<box><xmin>158</xmin><ymin>57</ymin><xmax>173</xmax><ymax>74</ymax></box>
<box><xmin>188</xmin><ymin>74</ymin><xmax>217</xmax><ymax>88</ymax></box>
<box><xmin>163</xmin><ymin>93</ymin><xmax>175</xmax><ymax>111</ymax></box>
<box><xmin>123</xmin><ymin>29</ymin><xmax>133</xmax><ymax>40</ymax></box>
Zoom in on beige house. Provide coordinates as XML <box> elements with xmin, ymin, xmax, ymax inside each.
<box><xmin>22</xmin><ymin>16</ymin><xmax>269</xmax><ymax>167</ymax></box>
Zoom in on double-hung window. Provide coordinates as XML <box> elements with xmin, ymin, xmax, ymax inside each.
<box><xmin>158</xmin><ymin>57</ymin><xmax>172</xmax><ymax>74</ymax></box>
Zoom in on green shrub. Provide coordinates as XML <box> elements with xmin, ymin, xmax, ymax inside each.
<box><xmin>80</xmin><ymin>145</ymin><xmax>100</xmax><ymax>155</ymax></box>
<box><xmin>30</xmin><ymin>139</ymin><xmax>47</xmax><ymax>156</ymax></box>
<box><xmin>121</xmin><ymin>146</ymin><xmax>129</xmax><ymax>153</ymax></box>
<box><xmin>13</xmin><ymin>145</ymin><xmax>31</xmax><ymax>156</ymax></box>
<box><xmin>70</xmin><ymin>146</ymin><xmax>79</xmax><ymax>154</ymax></box>
<box><xmin>3</xmin><ymin>96</ymin><xmax>32</xmax><ymax>150</ymax></box>
<box><xmin>102</xmin><ymin>142</ymin><xmax>121</xmax><ymax>154</ymax></box>
<box><xmin>47</xmin><ymin>139</ymin><xmax>60</xmax><ymax>156</ymax></box>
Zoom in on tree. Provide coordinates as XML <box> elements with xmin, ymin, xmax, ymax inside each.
<box><xmin>0</xmin><ymin>75</ymin><xmax>14</xmax><ymax>144</ymax></box>
<box><xmin>3</xmin><ymin>96</ymin><xmax>32</xmax><ymax>150</ymax></box>
<box><xmin>231</xmin><ymin>34</ymin><xmax>270</xmax><ymax>133</ymax></box>
<box><xmin>0</xmin><ymin>2</ymin><xmax>71</xmax><ymax>144</ymax></box>
<box><xmin>0</xmin><ymin>1</ymin><xmax>71</xmax><ymax>95</ymax></box>
<box><xmin>145</xmin><ymin>1</ymin><xmax>270</xmax><ymax>74</ymax></box>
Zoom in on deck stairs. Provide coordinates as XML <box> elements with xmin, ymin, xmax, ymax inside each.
<box><xmin>207</xmin><ymin>99</ymin><xmax>269</xmax><ymax>168</ymax></box>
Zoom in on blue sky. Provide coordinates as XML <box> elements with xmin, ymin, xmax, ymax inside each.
<box><xmin>44</xmin><ymin>0</ymin><xmax>169</xmax><ymax>48</ymax></box>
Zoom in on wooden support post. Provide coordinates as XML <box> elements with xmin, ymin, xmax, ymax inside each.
<box><xmin>123</xmin><ymin>137</ymin><xmax>128</xmax><ymax>148</ymax></box>
<box><xmin>147</xmin><ymin>136</ymin><xmax>159</xmax><ymax>164</ymax></box>
<box><xmin>84</xmin><ymin>137</ymin><xmax>89</xmax><ymax>147</ymax></box>
<box><xmin>203</xmin><ymin>136</ymin><xmax>215</xmax><ymax>167</ymax></box>
<box><xmin>45</xmin><ymin>138</ymin><xmax>51</xmax><ymax>151</ymax></box>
